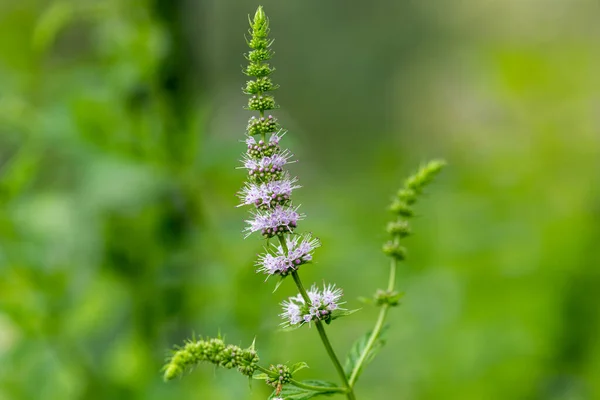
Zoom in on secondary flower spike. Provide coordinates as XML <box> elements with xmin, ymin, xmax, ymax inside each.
<box><xmin>163</xmin><ymin>337</ymin><xmax>259</xmax><ymax>381</ymax></box>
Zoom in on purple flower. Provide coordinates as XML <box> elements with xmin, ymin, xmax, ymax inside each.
<box><xmin>245</xmin><ymin>132</ymin><xmax>283</xmax><ymax>159</ymax></box>
<box><xmin>242</xmin><ymin>150</ymin><xmax>293</xmax><ymax>183</ymax></box>
<box><xmin>239</xmin><ymin>175</ymin><xmax>300</xmax><ymax>209</ymax></box>
<box><xmin>243</xmin><ymin>150</ymin><xmax>292</xmax><ymax>172</ymax></box>
<box><xmin>245</xmin><ymin>131</ymin><xmax>282</xmax><ymax>147</ymax></box>
<box><xmin>280</xmin><ymin>283</ymin><xmax>344</xmax><ymax>327</ymax></box>
<box><xmin>245</xmin><ymin>205</ymin><xmax>303</xmax><ymax>238</ymax></box>
<box><xmin>256</xmin><ymin>234</ymin><xmax>320</xmax><ymax>276</ymax></box>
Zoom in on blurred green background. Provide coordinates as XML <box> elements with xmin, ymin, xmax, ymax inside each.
<box><xmin>1</xmin><ymin>0</ymin><xmax>599</xmax><ymax>399</ymax></box>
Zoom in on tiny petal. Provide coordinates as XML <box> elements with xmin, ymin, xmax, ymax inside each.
<box><xmin>245</xmin><ymin>205</ymin><xmax>303</xmax><ymax>238</ymax></box>
<box><xmin>241</xmin><ymin>150</ymin><xmax>293</xmax><ymax>183</ymax></box>
<box><xmin>238</xmin><ymin>175</ymin><xmax>300</xmax><ymax>209</ymax></box>
<box><xmin>279</xmin><ymin>283</ymin><xmax>344</xmax><ymax>327</ymax></box>
<box><xmin>256</xmin><ymin>234</ymin><xmax>320</xmax><ymax>276</ymax></box>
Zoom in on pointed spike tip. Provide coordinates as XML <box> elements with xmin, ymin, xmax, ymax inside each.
<box><xmin>251</xmin><ymin>6</ymin><xmax>269</xmax><ymax>33</ymax></box>
<box><xmin>254</xmin><ymin>6</ymin><xmax>265</xmax><ymax>23</ymax></box>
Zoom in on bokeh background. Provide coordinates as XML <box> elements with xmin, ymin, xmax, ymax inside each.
<box><xmin>1</xmin><ymin>0</ymin><xmax>599</xmax><ymax>399</ymax></box>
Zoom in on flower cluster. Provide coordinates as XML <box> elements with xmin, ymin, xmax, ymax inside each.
<box><xmin>280</xmin><ymin>284</ymin><xmax>344</xmax><ymax>327</ymax></box>
<box><xmin>256</xmin><ymin>234</ymin><xmax>320</xmax><ymax>276</ymax></box>
<box><xmin>265</xmin><ymin>364</ymin><xmax>292</xmax><ymax>388</ymax></box>
<box><xmin>239</xmin><ymin>174</ymin><xmax>299</xmax><ymax>210</ymax></box>
<box><xmin>240</xmin><ymin>7</ymin><xmax>303</xmax><ymax>244</ymax></box>
<box><xmin>240</xmin><ymin>7</ymin><xmax>344</xmax><ymax>338</ymax></box>
<box><xmin>244</xmin><ymin>205</ymin><xmax>302</xmax><ymax>239</ymax></box>
<box><xmin>163</xmin><ymin>337</ymin><xmax>259</xmax><ymax>381</ymax></box>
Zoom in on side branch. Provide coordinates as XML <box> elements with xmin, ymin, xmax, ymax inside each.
<box><xmin>255</xmin><ymin>365</ymin><xmax>347</xmax><ymax>393</ymax></box>
<box><xmin>348</xmin><ymin>260</ymin><xmax>396</xmax><ymax>387</ymax></box>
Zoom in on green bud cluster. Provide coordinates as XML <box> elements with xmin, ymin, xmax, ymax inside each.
<box><xmin>248</xmin><ymin>95</ymin><xmax>277</xmax><ymax>112</ymax></box>
<box><xmin>244</xmin><ymin>77</ymin><xmax>278</xmax><ymax>94</ymax></box>
<box><xmin>376</xmin><ymin>160</ymin><xmax>445</xmax><ymax>305</ymax></box>
<box><xmin>248</xmin><ymin>164</ymin><xmax>284</xmax><ymax>184</ymax></box>
<box><xmin>383</xmin><ymin>159</ymin><xmax>446</xmax><ymax>261</ymax></box>
<box><xmin>386</xmin><ymin>220</ymin><xmax>411</xmax><ymax>237</ymax></box>
<box><xmin>247</xmin><ymin>115</ymin><xmax>278</xmax><ymax>136</ymax></box>
<box><xmin>389</xmin><ymin>200</ymin><xmax>413</xmax><ymax>217</ymax></box>
<box><xmin>245</xmin><ymin>63</ymin><xmax>274</xmax><ymax>78</ymax></box>
<box><xmin>374</xmin><ymin>289</ymin><xmax>403</xmax><ymax>306</ymax></box>
<box><xmin>244</xmin><ymin>6</ymin><xmax>278</xmax><ymax>119</ymax></box>
<box><xmin>382</xmin><ymin>241</ymin><xmax>406</xmax><ymax>261</ymax></box>
<box><xmin>247</xmin><ymin>138</ymin><xmax>279</xmax><ymax>159</ymax></box>
<box><xmin>163</xmin><ymin>337</ymin><xmax>259</xmax><ymax>381</ymax></box>
<box><xmin>265</xmin><ymin>364</ymin><xmax>292</xmax><ymax>387</ymax></box>
<box><xmin>247</xmin><ymin>48</ymin><xmax>272</xmax><ymax>62</ymax></box>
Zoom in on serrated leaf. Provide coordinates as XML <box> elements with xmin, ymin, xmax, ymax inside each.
<box><xmin>343</xmin><ymin>326</ymin><xmax>389</xmax><ymax>382</ymax></box>
<box><xmin>290</xmin><ymin>361</ymin><xmax>309</xmax><ymax>374</ymax></box>
<box><xmin>269</xmin><ymin>380</ymin><xmax>338</xmax><ymax>400</ymax></box>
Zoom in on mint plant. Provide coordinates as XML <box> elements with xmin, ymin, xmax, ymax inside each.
<box><xmin>163</xmin><ymin>7</ymin><xmax>445</xmax><ymax>399</ymax></box>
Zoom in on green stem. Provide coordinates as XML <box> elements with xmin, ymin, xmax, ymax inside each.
<box><xmin>348</xmin><ymin>258</ymin><xmax>397</xmax><ymax>387</ymax></box>
<box><xmin>277</xmin><ymin>234</ymin><xmax>288</xmax><ymax>254</ymax></box>
<box><xmin>255</xmin><ymin>365</ymin><xmax>347</xmax><ymax>393</ymax></box>
<box><xmin>387</xmin><ymin>249</ymin><xmax>397</xmax><ymax>292</ymax></box>
<box><xmin>279</xmin><ymin>235</ymin><xmax>356</xmax><ymax>399</ymax></box>
<box><xmin>290</xmin><ymin>269</ymin><xmax>356</xmax><ymax>400</ymax></box>
<box><xmin>314</xmin><ymin>321</ymin><xmax>356</xmax><ymax>400</ymax></box>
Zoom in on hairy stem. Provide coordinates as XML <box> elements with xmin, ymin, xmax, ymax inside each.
<box><xmin>348</xmin><ymin>257</ymin><xmax>397</xmax><ymax>387</ymax></box>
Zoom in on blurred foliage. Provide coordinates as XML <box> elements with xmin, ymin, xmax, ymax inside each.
<box><xmin>1</xmin><ymin>1</ymin><xmax>599</xmax><ymax>400</ymax></box>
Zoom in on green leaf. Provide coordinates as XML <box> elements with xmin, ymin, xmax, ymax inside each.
<box><xmin>343</xmin><ymin>326</ymin><xmax>389</xmax><ymax>381</ymax></box>
<box><xmin>290</xmin><ymin>361</ymin><xmax>309</xmax><ymax>374</ymax></box>
<box><xmin>279</xmin><ymin>323</ymin><xmax>305</xmax><ymax>332</ymax></box>
<box><xmin>272</xmin><ymin>276</ymin><xmax>286</xmax><ymax>293</ymax></box>
<box><xmin>269</xmin><ymin>381</ymin><xmax>338</xmax><ymax>400</ymax></box>
<box><xmin>328</xmin><ymin>308</ymin><xmax>360</xmax><ymax>323</ymax></box>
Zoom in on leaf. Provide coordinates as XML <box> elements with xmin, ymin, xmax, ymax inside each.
<box><xmin>269</xmin><ymin>380</ymin><xmax>339</xmax><ymax>400</ymax></box>
<box><xmin>272</xmin><ymin>276</ymin><xmax>286</xmax><ymax>293</ymax></box>
<box><xmin>279</xmin><ymin>323</ymin><xmax>305</xmax><ymax>332</ymax></box>
<box><xmin>252</xmin><ymin>373</ymin><xmax>269</xmax><ymax>380</ymax></box>
<box><xmin>290</xmin><ymin>361</ymin><xmax>309</xmax><ymax>374</ymax></box>
<box><xmin>327</xmin><ymin>308</ymin><xmax>360</xmax><ymax>324</ymax></box>
<box><xmin>343</xmin><ymin>326</ymin><xmax>389</xmax><ymax>382</ymax></box>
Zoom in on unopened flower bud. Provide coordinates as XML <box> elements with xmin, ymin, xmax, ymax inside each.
<box><xmin>382</xmin><ymin>241</ymin><xmax>406</xmax><ymax>260</ymax></box>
